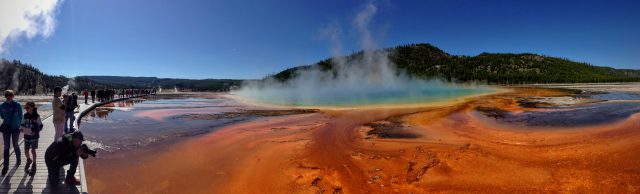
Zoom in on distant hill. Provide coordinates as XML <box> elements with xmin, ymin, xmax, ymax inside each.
<box><xmin>75</xmin><ymin>76</ymin><xmax>243</xmax><ymax>92</ymax></box>
<box><xmin>0</xmin><ymin>59</ymin><xmax>243</xmax><ymax>94</ymax></box>
<box><xmin>272</xmin><ymin>43</ymin><xmax>640</xmax><ymax>84</ymax></box>
<box><xmin>0</xmin><ymin>59</ymin><xmax>68</xmax><ymax>95</ymax></box>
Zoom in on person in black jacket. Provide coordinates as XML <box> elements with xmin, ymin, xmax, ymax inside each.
<box><xmin>45</xmin><ymin>131</ymin><xmax>88</xmax><ymax>186</ymax></box>
<box><xmin>63</xmin><ymin>93</ymin><xmax>78</xmax><ymax>133</ymax></box>
<box><xmin>20</xmin><ymin>102</ymin><xmax>43</xmax><ymax>176</ymax></box>
<box><xmin>90</xmin><ymin>89</ymin><xmax>96</xmax><ymax>103</ymax></box>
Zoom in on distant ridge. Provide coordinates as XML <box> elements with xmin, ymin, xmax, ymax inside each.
<box><xmin>272</xmin><ymin>43</ymin><xmax>640</xmax><ymax>84</ymax></box>
<box><xmin>0</xmin><ymin>59</ymin><xmax>242</xmax><ymax>94</ymax></box>
<box><xmin>75</xmin><ymin>76</ymin><xmax>243</xmax><ymax>91</ymax></box>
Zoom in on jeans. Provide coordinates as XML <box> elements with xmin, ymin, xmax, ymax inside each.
<box><xmin>46</xmin><ymin>154</ymin><xmax>79</xmax><ymax>185</ymax></box>
<box><xmin>64</xmin><ymin>112</ymin><xmax>75</xmax><ymax>133</ymax></box>
<box><xmin>3</xmin><ymin>131</ymin><xmax>20</xmax><ymax>167</ymax></box>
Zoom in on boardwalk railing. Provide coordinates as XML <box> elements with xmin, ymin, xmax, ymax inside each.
<box><xmin>75</xmin><ymin>94</ymin><xmax>150</xmax><ymax>194</ymax></box>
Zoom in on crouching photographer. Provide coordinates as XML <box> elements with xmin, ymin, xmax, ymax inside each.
<box><xmin>45</xmin><ymin>131</ymin><xmax>97</xmax><ymax>186</ymax></box>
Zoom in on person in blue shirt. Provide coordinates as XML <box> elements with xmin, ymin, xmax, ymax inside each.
<box><xmin>0</xmin><ymin>90</ymin><xmax>23</xmax><ymax>176</ymax></box>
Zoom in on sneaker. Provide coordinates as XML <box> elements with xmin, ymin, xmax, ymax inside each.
<box><xmin>1</xmin><ymin>166</ymin><xmax>7</xmax><ymax>176</ymax></box>
<box><xmin>65</xmin><ymin>176</ymin><xmax>81</xmax><ymax>185</ymax></box>
<box><xmin>25</xmin><ymin>158</ymin><xmax>32</xmax><ymax>173</ymax></box>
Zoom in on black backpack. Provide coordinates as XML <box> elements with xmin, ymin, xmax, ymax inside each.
<box><xmin>67</xmin><ymin>95</ymin><xmax>78</xmax><ymax>110</ymax></box>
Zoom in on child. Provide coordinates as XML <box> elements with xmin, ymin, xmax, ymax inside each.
<box><xmin>20</xmin><ymin>102</ymin><xmax>43</xmax><ymax>176</ymax></box>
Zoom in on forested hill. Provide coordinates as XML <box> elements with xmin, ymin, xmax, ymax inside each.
<box><xmin>0</xmin><ymin>59</ymin><xmax>68</xmax><ymax>95</ymax></box>
<box><xmin>0</xmin><ymin>59</ymin><xmax>243</xmax><ymax>94</ymax></box>
<box><xmin>272</xmin><ymin>43</ymin><xmax>640</xmax><ymax>84</ymax></box>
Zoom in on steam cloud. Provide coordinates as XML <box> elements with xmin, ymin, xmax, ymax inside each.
<box><xmin>0</xmin><ymin>0</ymin><xmax>64</xmax><ymax>54</ymax></box>
<box><xmin>233</xmin><ymin>2</ymin><xmax>486</xmax><ymax>106</ymax></box>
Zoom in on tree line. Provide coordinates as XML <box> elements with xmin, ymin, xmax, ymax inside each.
<box><xmin>0</xmin><ymin>59</ymin><xmax>243</xmax><ymax>95</ymax></box>
<box><xmin>272</xmin><ymin>43</ymin><xmax>640</xmax><ymax>84</ymax></box>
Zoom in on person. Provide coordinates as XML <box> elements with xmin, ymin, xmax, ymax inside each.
<box><xmin>82</xmin><ymin>89</ymin><xmax>89</xmax><ymax>104</ymax></box>
<box><xmin>52</xmin><ymin>87</ymin><xmax>66</xmax><ymax>140</ymax></box>
<box><xmin>97</xmin><ymin>89</ymin><xmax>103</xmax><ymax>102</ymax></box>
<box><xmin>20</xmin><ymin>102</ymin><xmax>43</xmax><ymax>176</ymax></box>
<box><xmin>0</xmin><ymin>90</ymin><xmax>23</xmax><ymax>176</ymax></box>
<box><xmin>64</xmin><ymin>93</ymin><xmax>78</xmax><ymax>133</ymax></box>
<box><xmin>45</xmin><ymin>131</ymin><xmax>87</xmax><ymax>186</ymax></box>
<box><xmin>90</xmin><ymin>89</ymin><xmax>96</xmax><ymax>103</ymax></box>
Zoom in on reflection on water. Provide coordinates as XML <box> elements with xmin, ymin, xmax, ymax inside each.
<box><xmin>504</xmin><ymin>102</ymin><xmax>640</xmax><ymax>127</ymax></box>
<box><xmin>592</xmin><ymin>92</ymin><xmax>640</xmax><ymax>101</ymax></box>
<box><xmin>86</xmin><ymin>98</ymin><xmax>146</xmax><ymax>119</ymax></box>
<box><xmin>478</xmin><ymin>92</ymin><xmax>640</xmax><ymax>127</ymax></box>
<box><xmin>81</xmin><ymin>96</ymin><xmax>245</xmax><ymax>153</ymax></box>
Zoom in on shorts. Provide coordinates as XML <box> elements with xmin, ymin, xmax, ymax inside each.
<box><xmin>24</xmin><ymin>138</ymin><xmax>38</xmax><ymax>149</ymax></box>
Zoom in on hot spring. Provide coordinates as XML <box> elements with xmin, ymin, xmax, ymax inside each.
<box><xmin>232</xmin><ymin>81</ymin><xmax>496</xmax><ymax>108</ymax></box>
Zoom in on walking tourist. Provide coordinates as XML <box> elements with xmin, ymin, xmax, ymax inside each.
<box><xmin>20</xmin><ymin>101</ymin><xmax>43</xmax><ymax>176</ymax></box>
<box><xmin>0</xmin><ymin>90</ymin><xmax>23</xmax><ymax>176</ymax></box>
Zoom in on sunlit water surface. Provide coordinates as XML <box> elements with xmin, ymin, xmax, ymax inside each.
<box><xmin>80</xmin><ymin>96</ymin><xmax>245</xmax><ymax>152</ymax></box>
<box><xmin>237</xmin><ymin>86</ymin><xmax>495</xmax><ymax>107</ymax></box>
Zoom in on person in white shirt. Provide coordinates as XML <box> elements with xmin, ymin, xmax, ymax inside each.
<box><xmin>52</xmin><ymin>87</ymin><xmax>66</xmax><ymax>141</ymax></box>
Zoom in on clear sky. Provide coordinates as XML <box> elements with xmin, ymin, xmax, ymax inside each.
<box><xmin>1</xmin><ymin>0</ymin><xmax>639</xmax><ymax>79</ymax></box>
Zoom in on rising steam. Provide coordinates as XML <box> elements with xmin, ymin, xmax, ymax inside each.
<box><xmin>233</xmin><ymin>2</ymin><xmax>489</xmax><ymax>107</ymax></box>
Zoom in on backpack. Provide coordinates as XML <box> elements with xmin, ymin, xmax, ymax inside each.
<box><xmin>67</xmin><ymin>96</ymin><xmax>78</xmax><ymax>110</ymax></box>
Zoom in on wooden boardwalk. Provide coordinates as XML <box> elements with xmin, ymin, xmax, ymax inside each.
<box><xmin>0</xmin><ymin>102</ymin><xmax>94</xmax><ymax>193</ymax></box>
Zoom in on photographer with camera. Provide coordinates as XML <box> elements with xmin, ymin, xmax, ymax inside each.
<box><xmin>45</xmin><ymin>131</ymin><xmax>96</xmax><ymax>186</ymax></box>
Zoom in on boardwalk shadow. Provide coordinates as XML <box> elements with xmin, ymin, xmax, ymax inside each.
<box><xmin>41</xmin><ymin>181</ymin><xmax>81</xmax><ymax>193</ymax></box>
<box><xmin>0</xmin><ymin>167</ymin><xmax>23</xmax><ymax>193</ymax></box>
<box><xmin>0</xmin><ymin>166</ymin><xmax>19</xmax><ymax>184</ymax></box>
<box><xmin>15</xmin><ymin>174</ymin><xmax>34</xmax><ymax>194</ymax></box>
<box><xmin>0</xmin><ymin>166</ymin><xmax>81</xmax><ymax>193</ymax></box>
<box><xmin>37</xmin><ymin>167</ymin><xmax>81</xmax><ymax>193</ymax></box>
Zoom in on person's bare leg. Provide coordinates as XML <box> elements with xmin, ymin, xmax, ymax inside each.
<box><xmin>25</xmin><ymin>149</ymin><xmax>31</xmax><ymax>160</ymax></box>
<box><xmin>25</xmin><ymin>146</ymin><xmax>32</xmax><ymax>172</ymax></box>
<box><xmin>31</xmin><ymin>149</ymin><xmax>36</xmax><ymax>162</ymax></box>
<box><xmin>30</xmin><ymin>148</ymin><xmax>36</xmax><ymax>175</ymax></box>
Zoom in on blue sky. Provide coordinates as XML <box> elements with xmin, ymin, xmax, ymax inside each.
<box><xmin>2</xmin><ymin>0</ymin><xmax>639</xmax><ymax>79</ymax></box>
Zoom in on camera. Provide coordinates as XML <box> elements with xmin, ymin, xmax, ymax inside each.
<box><xmin>80</xmin><ymin>144</ymin><xmax>97</xmax><ymax>159</ymax></box>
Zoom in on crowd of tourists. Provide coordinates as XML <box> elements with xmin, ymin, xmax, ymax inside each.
<box><xmin>87</xmin><ymin>88</ymin><xmax>156</xmax><ymax>104</ymax></box>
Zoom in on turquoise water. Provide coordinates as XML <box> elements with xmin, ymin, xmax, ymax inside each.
<box><xmin>244</xmin><ymin>87</ymin><xmax>494</xmax><ymax>107</ymax></box>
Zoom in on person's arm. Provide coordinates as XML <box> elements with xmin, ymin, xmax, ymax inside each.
<box><xmin>53</xmin><ymin>99</ymin><xmax>59</xmax><ymax>109</ymax></box>
<box><xmin>56</xmin><ymin>99</ymin><xmax>66</xmax><ymax>110</ymax></box>
<box><xmin>0</xmin><ymin>104</ymin><xmax>4</xmax><ymax>119</ymax></box>
<box><xmin>17</xmin><ymin>104</ymin><xmax>23</xmax><ymax>121</ymax></box>
<box><xmin>20</xmin><ymin>114</ymin><xmax>27</xmax><ymax>126</ymax></box>
<box><xmin>36</xmin><ymin>116</ymin><xmax>43</xmax><ymax>133</ymax></box>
